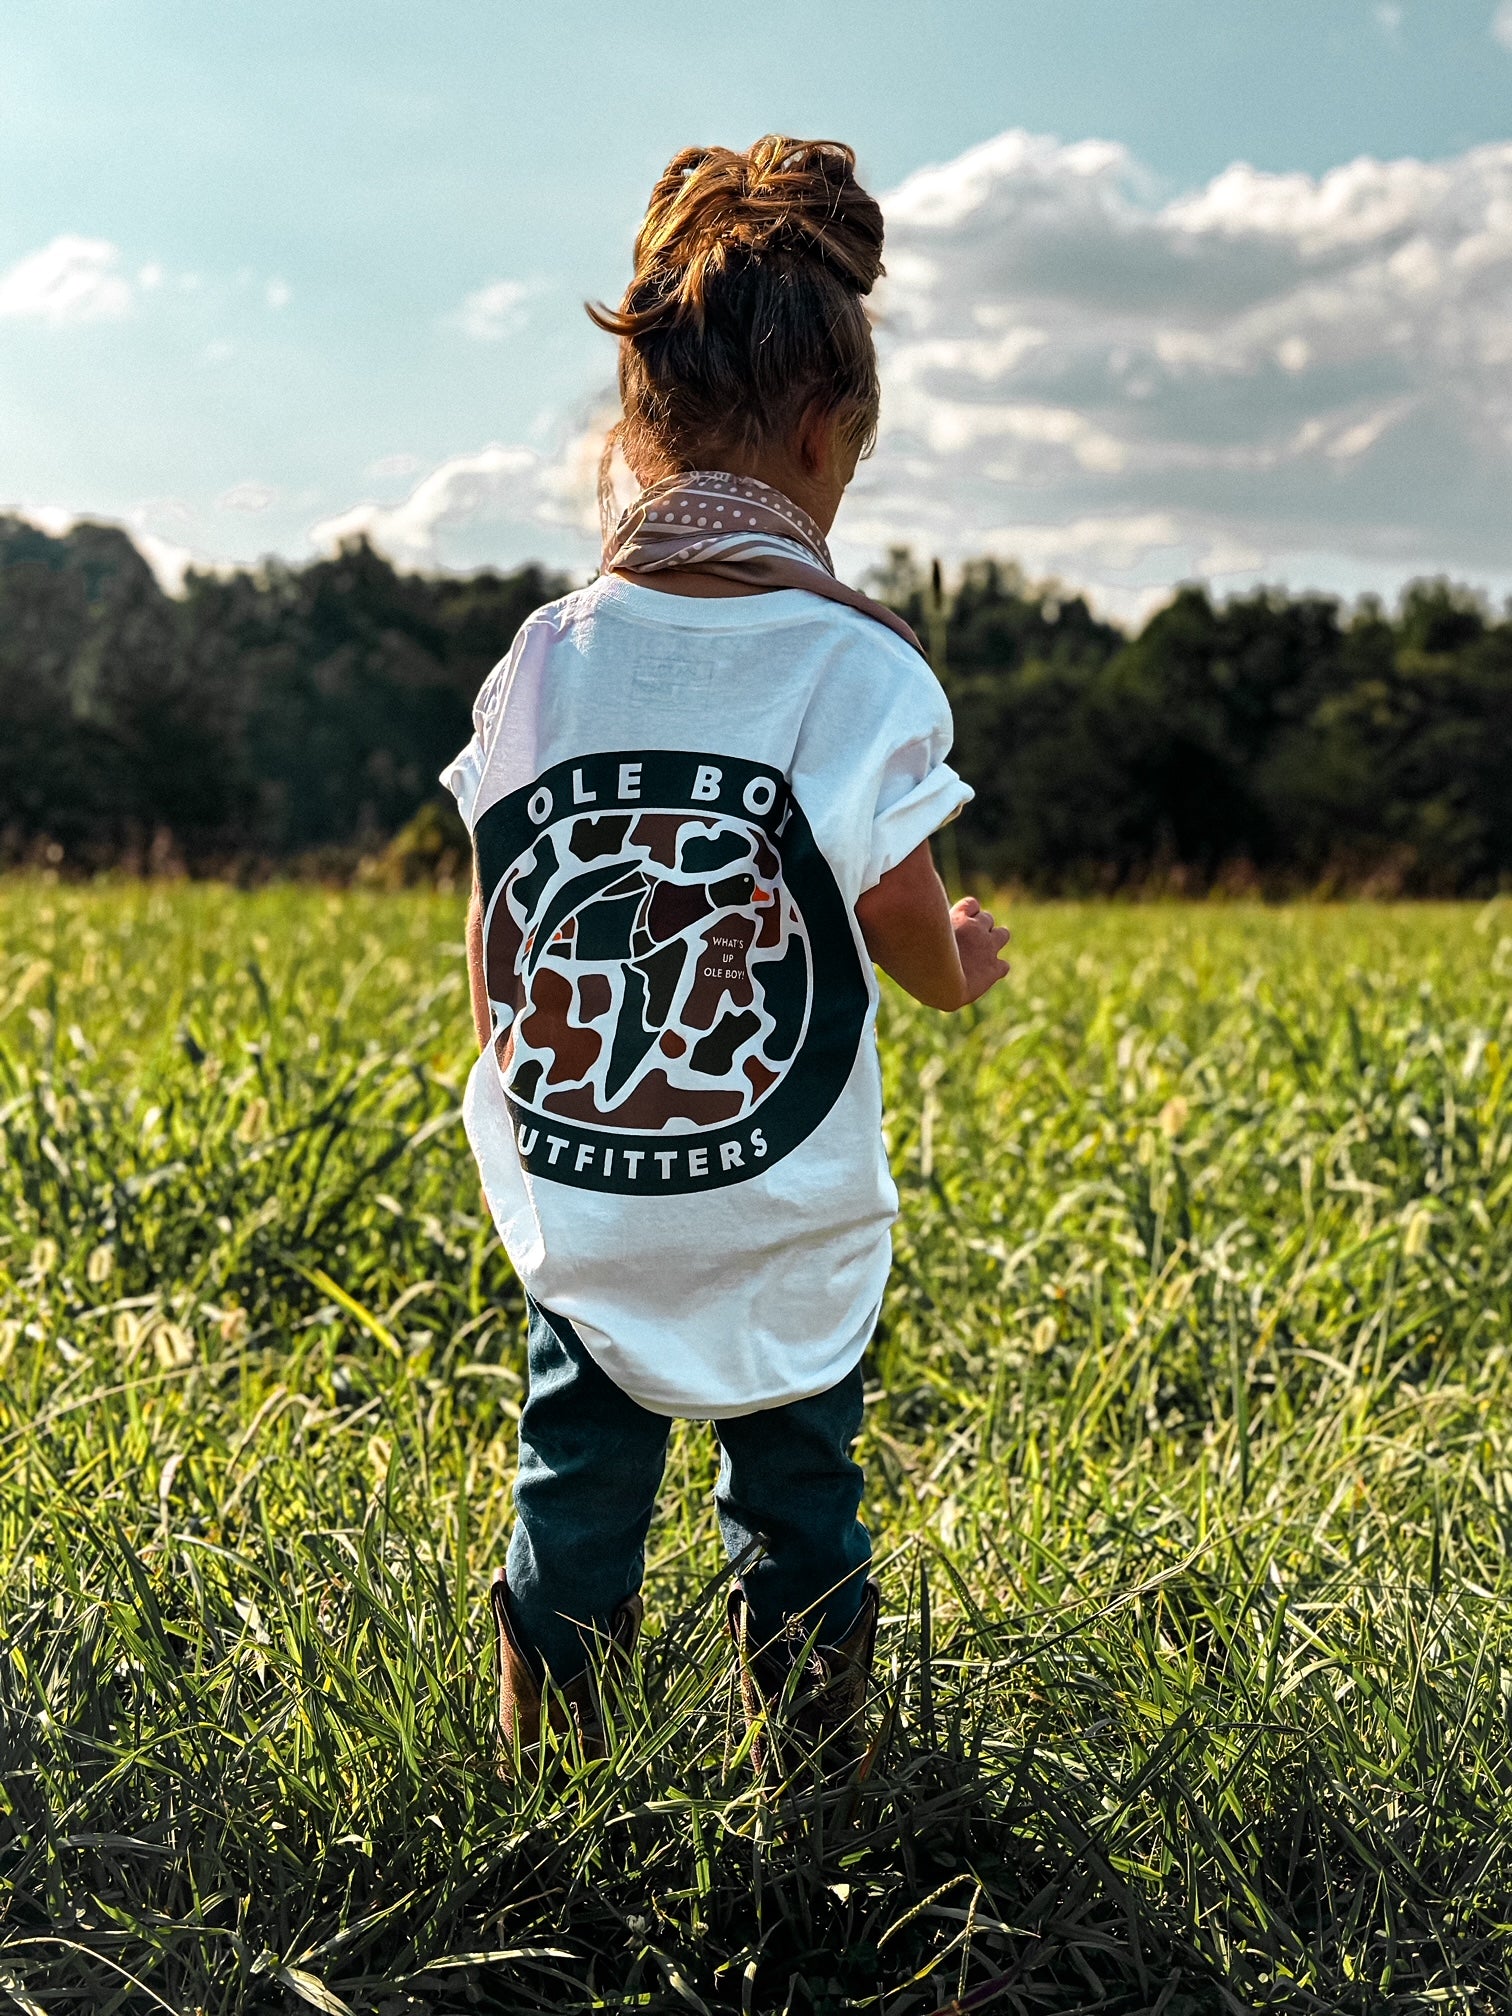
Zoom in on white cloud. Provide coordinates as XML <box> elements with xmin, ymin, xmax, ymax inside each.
<box><xmin>843</xmin><ymin>129</ymin><xmax>1512</xmax><ymax>603</ymax></box>
<box><xmin>0</xmin><ymin>235</ymin><xmax>132</xmax><ymax>324</ymax></box>
<box><xmin>1375</xmin><ymin>2</ymin><xmax>1404</xmax><ymax>40</ymax></box>
<box><xmin>1494</xmin><ymin>1</ymin><xmax>1512</xmax><ymax>50</ymax></box>
<box><xmin>15</xmin><ymin>504</ymin><xmax>78</xmax><ymax>538</ymax></box>
<box><xmin>265</xmin><ymin>277</ymin><xmax>292</xmax><ymax>310</ymax></box>
<box><xmin>129</xmin><ymin>529</ymin><xmax>200</xmax><ymax>595</ymax></box>
<box><xmin>124</xmin><ymin>504</ymin><xmax>210</xmax><ymax>592</ymax></box>
<box><xmin>219</xmin><ymin>481</ymin><xmax>277</xmax><ymax>514</ymax></box>
<box><xmin>368</xmin><ymin>452</ymin><xmax>420</xmax><ymax>479</ymax></box>
<box><xmin>6</xmin><ymin>504</ymin><xmax>208</xmax><ymax>596</ymax></box>
<box><xmin>309</xmin><ymin>444</ymin><xmax>545</xmax><ymax>565</ymax></box>
<box><xmin>454</xmin><ymin>278</ymin><xmax>540</xmax><ymax>341</ymax></box>
<box><xmin>299</xmin><ymin>130</ymin><xmax>1512</xmax><ymax>613</ymax></box>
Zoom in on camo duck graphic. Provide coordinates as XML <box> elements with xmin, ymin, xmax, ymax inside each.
<box><xmin>486</xmin><ymin>806</ymin><xmax>811</xmax><ymax>1133</ymax></box>
<box><xmin>473</xmin><ymin>749</ymin><xmax>867</xmax><ymax>1193</ymax></box>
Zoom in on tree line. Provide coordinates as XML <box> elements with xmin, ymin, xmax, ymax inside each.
<box><xmin>0</xmin><ymin>515</ymin><xmax>559</xmax><ymax>880</ymax></box>
<box><xmin>2</xmin><ymin>514</ymin><xmax>1509</xmax><ymax>892</ymax></box>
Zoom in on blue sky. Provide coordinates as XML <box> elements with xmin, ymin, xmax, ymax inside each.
<box><xmin>4</xmin><ymin>0</ymin><xmax>1512</xmax><ymax>614</ymax></box>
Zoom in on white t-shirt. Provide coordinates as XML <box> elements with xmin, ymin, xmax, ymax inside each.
<box><xmin>442</xmin><ymin>574</ymin><xmax>971</xmax><ymax>1419</ymax></box>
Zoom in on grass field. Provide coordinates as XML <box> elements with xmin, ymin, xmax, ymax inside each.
<box><xmin>3</xmin><ymin>884</ymin><xmax>1512</xmax><ymax>2016</ymax></box>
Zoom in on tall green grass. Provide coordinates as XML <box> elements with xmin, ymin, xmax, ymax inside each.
<box><xmin>2</xmin><ymin>884</ymin><xmax>1511</xmax><ymax>2013</ymax></box>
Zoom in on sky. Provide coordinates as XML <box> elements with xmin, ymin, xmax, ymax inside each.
<box><xmin>4</xmin><ymin>0</ymin><xmax>1512</xmax><ymax>619</ymax></box>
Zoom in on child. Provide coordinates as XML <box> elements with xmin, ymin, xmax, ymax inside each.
<box><xmin>442</xmin><ymin>136</ymin><xmax>1010</xmax><ymax>1762</ymax></box>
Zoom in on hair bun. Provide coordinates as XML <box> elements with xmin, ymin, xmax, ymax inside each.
<box><xmin>617</xmin><ymin>136</ymin><xmax>884</xmax><ymax>330</ymax></box>
<box><xmin>589</xmin><ymin>135</ymin><xmax>884</xmax><ymax>480</ymax></box>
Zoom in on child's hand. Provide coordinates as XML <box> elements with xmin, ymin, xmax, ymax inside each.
<box><xmin>951</xmin><ymin>897</ymin><xmax>1011</xmax><ymax>1004</ymax></box>
<box><xmin>856</xmin><ymin>843</ymin><xmax>1011</xmax><ymax>1012</ymax></box>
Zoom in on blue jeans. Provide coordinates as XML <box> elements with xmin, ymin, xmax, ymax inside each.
<box><xmin>504</xmin><ymin>1301</ymin><xmax>872</xmax><ymax>1681</ymax></box>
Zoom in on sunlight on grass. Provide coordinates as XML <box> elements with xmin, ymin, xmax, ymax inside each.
<box><xmin>2</xmin><ymin>883</ymin><xmax>1512</xmax><ymax>2012</ymax></box>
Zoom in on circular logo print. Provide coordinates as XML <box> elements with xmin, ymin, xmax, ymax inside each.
<box><xmin>473</xmin><ymin>749</ymin><xmax>868</xmax><ymax>1193</ymax></box>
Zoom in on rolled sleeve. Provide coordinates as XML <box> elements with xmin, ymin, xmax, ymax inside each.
<box><xmin>864</xmin><ymin>757</ymin><xmax>973</xmax><ymax>891</ymax></box>
<box><xmin>853</xmin><ymin>643</ymin><xmax>975</xmax><ymax>892</ymax></box>
<box><xmin>440</xmin><ymin>734</ymin><xmax>486</xmax><ymax>830</ymax></box>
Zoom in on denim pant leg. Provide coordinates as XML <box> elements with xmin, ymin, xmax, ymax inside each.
<box><xmin>506</xmin><ymin>1302</ymin><xmax>672</xmax><ymax>1682</ymax></box>
<box><xmin>712</xmin><ymin>1363</ymin><xmax>872</xmax><ymax>1648</ymax></box>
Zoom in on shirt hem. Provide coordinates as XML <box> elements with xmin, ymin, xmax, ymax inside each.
<box><xmin>566</xmin><ymin>1299</ymin><xmax>884</xmax><ymax>1421</ymax></box>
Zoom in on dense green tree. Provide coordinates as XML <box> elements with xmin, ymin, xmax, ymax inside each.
<box><xmin>0</xmin><ymin>519</ymin><xmax>568</xmax><ymax>869</ymax></box>
<box><xmin>2</xmin><ymin>517</ymin><xmax>1509</xmax><ymax>891</ymax></box>
<box><xmin>934</xmin><ymin>558</ymin><xmax>1123</xmax><ymax>885</ymax></box>
<box><xmin>877</xmin><ymin>551</ymin><xmax>1512</xmax><ymax>893</ymax></box>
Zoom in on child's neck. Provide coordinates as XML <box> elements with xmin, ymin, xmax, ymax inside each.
<box><xmin>618</xmin><ymin>421</ymin><xmax>859</xmax><ymax>599</ymax></box>
<box><xmin>643</xmin><ymin>411</ymin><xmax>858</xmax><ymax>541</ymax></box>
<box><xmin>697</xmin><ymin>447</ymin><xmax>839</xmax><ymax>538</ymax></box>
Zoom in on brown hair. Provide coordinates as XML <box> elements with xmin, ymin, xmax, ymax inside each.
<box><xmin>589</xmin><ymin>136</ymin><xmax>885</xmax><ymax>483</ymax></box>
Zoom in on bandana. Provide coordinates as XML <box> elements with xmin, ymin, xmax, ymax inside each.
<box><xmin>603</xmin><ymin>469</ymin><xmax>927</xmax><ymax>658</ymax></box>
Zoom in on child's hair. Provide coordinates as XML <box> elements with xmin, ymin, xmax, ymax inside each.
<box><xmin>590</xmin><ymin>136</ymin><xmax>884</xmax><ymax>484</ymax></box>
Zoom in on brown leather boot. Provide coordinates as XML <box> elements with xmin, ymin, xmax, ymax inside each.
<box><xmin>491</xmin><ymin>1567</ymin><xmax>643</xmax><ymax>1766</ymax></box>
<box><xmin>728</xmin><ymin>1579</ymin><xmax>881</xmax><ymax>1779</ymax></box>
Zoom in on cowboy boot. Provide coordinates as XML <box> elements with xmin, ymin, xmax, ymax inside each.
<box><xmin>491</xmin><ymin>1567</ymin><xmax>643</xmax><ymax>1765</ymax></box>
<box><xmin>728</xmin><ymin>1579</ymin><xmax>881</xmax><ymax>1779</ymax></box>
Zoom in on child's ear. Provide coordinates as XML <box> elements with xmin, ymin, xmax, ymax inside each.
<box><xmin>794</xmin><ymin>400</ymin><xmax>838</xmax><ymax>479</ymax></box>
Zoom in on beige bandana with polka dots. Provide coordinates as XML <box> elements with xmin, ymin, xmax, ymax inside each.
<box><xmin>603</xmin><ymin>470</ymin><xmax>926</xmax><ymax>659</ymax></box>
